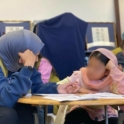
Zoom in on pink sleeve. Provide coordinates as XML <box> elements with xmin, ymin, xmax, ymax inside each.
<box><xmin>110</xmin><ymin>66</ymin><xmax>124</xmax><ymax>94</ymax></box>
<box><xmin>68</xmin><ymin>71</ymin><xmax>82</xmax><ymax>86</ymax></box>
<box><xmin>38</xmin><ymin>58</ymin><xmax>52</xmax><ymax>84</ymax></box>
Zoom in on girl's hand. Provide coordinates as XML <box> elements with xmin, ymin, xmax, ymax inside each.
<box><xmin>106</xmin><ymin>60</ymin><xmax>115</xmax><ymax>70</ymax></box>
<box><xmin>78</xmin><ymin>87</ymin><xmax>97</xmax><ymax>94</ymax></box>
<box><xmin>57</xmin><ymin>82</ymin><xmax>79</xmax><ymax>94</ymax></box>
<box><xmin>66</xmin><ymin>83</ymin><xmax>81</xmax><ymax>94</ymax></box>
<box><xmin>66</xmin><ymin>86</ymin><xmax>75</xmax><ymax>93</ymax></box>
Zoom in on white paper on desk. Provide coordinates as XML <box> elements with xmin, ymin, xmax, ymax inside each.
<box><xmin>75</xmin><ymin>92</ymin><xmax>124</xmax><ymax>99</ymax></box>
<box><xmin>34</xmin><ymin>94</ymin><xmax>97</xmax><ymax>102</ymax></box>
<box><xmin>34</xmin><ymin>93</ymin><xmax>124</xmax><ymax>102</ymax></box>
<box><xmin>91</xmin><ymin>92</ymin><xmax>124</xmax><ymax>99</ymax></box>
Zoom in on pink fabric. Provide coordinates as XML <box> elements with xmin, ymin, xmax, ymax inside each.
<box><xmin>38</xmin><ymin>58</ymin><xmax>52</xmax><ymax>84</ymax></box>
<box><xmin>68</xmin><ymin>70</ymin><xmax>118</xmax><ymax>121</ymax></box>
<box><xmin>80</xmin><ymin>48</ymin><xmax>118</xmax><ymax>90</ymax></box>
<box><xmin>93</xmin><ymin>48</ymin><xmax>118</xmax><ymax>66</ymax></box>
<box><xmin>68</xmin><ymin>48</ymin><xmax>124</xmax><ymax>121</ymax></box>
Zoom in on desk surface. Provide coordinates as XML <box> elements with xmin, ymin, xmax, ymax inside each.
<box><xmin>18</xmin><ymin>95</ymin><xmax>124</xmax><ymax>106</ymax></box>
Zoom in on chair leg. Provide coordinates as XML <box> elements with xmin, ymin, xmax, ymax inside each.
<box><xmin>118</xmin><ymin>110</ymin><xmax>124</xmax><ymax>124</ymax></box>
<box><xmin>34</xmin><ymin>113</ymin><xmax>40</xmax><ymax>124</ymax></box>
<box><xmin>54</xmin><ymin>105</ymin><xmax>68</xmax><ymax>124</ymax></box>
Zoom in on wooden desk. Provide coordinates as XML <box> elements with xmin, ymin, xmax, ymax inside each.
<box><xmin>18</xmin><ymin>95</ymin><xmax>124</xmax><ymax>124</ymax></box>
<box><xmin>18</xmin><ymin>95</ymin><xmax>124</xmax><ymax>106</ymax></box>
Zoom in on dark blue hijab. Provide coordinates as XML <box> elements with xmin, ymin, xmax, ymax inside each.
<box><xmin>0</xmin><ymin>29</ymin><xmax>44</xmax><ymax>72</ymax></box>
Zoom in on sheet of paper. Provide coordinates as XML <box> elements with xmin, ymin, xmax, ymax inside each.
<box><xmin>34</xmin><ymin>93</ymin><xmax>124</xmax><ymax>102</ymax></box>
<box><xmin>92</xmin><ymin>27</ymin><xmax>110</xmax><ymax>42</ymax></box>
<box><xmin>83</xmin><ymin>92</ymin><xmax>124</xmax><ymax>99</ymax></box>
<box><xmin>34</xmin><ymin>94</ymin><xmax>97</xmax><ymax>102</ymax></box>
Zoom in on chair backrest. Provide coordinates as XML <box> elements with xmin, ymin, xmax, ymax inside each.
<box><xmin>112</xmin><ymin>47</ymin><xmax>122</xmax><ymax>55</ymax></box>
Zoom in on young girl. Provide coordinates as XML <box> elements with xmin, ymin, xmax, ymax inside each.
<box><xmin>37</xmin><ymin>56</ymin><xmax>59</xmax><ymax>84</ymax></box>
<box><xmin>58</xmin><ymin>48</ymin><xmax>124</xmax><ymax>124</ymax></box>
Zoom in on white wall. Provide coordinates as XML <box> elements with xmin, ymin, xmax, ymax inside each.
<box><xmin>119</xmin><ymin>0</ymin><xmax>124</xmax><ymax>35</ymax></box>
<box><xmin>0</xmin><ymin>0</ymin><xmax>115</xmax><ymax>22</ymax></box>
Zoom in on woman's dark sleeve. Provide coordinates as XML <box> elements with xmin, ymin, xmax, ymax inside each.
<box><xmin>31</xmin><ymin>68</ymin><xmax>58</xmax><ymax>94</ymax></box>
<box><xmin>0</xmin><ymin>67</ymin><xmax>33</xmax><ymax>107</ymax></box>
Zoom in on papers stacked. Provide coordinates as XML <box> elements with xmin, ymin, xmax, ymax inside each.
<box><xmin>34</xmin><ymin>93</ymin><xmax>124</xmax><ymax>102</ymax></box>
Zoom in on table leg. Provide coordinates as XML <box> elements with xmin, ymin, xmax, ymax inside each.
<box><xmin>105</xmin><ymin>105</ymin><xmax>108</xmax><ymax>124</ymax></box>
<box><xmin>44</xmin><ymin>105</ymin><xmax>48</xmax><ymax>124</ymax></box>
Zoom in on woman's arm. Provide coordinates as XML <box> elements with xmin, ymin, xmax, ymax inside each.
<box><xmin>31</xmin><ymin>68</ymin><xmax>77</xmax><ymax>94</ymax></box>
<box><xmin>0</xmin><ymin>67</ymin><xmax>33</xmax><ymax>107</ymax></box>
<box><xmin>31</xmin><ymin>68</ymin><xmax>58</xmax><ymax>94</ymax></box>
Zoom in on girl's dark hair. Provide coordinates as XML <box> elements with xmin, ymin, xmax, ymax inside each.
<box><xmin>90</xmin><ymin>51</ymin><xmax>109</xmax><ymax>65</ymax></box>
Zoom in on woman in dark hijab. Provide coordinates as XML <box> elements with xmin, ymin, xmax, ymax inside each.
<box><xmin>0</xmin><ymin>29</ymin><xmax>73</xmax><ymax>124</ymax></box>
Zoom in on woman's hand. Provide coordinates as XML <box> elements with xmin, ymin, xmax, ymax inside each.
<box><xmin>106</xmin><ymin>60</ymin><xmax>115</xmax><ymax>70</ymax></box>
<box><xmin>18</xmin><ymin>49</ymin><xmax>36</xmax><ymax>67</ymax></box>
<box><xmin>78</xmin><ymin>87</ymin><xmax>97</xmax><ymax>94</ymax></box>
